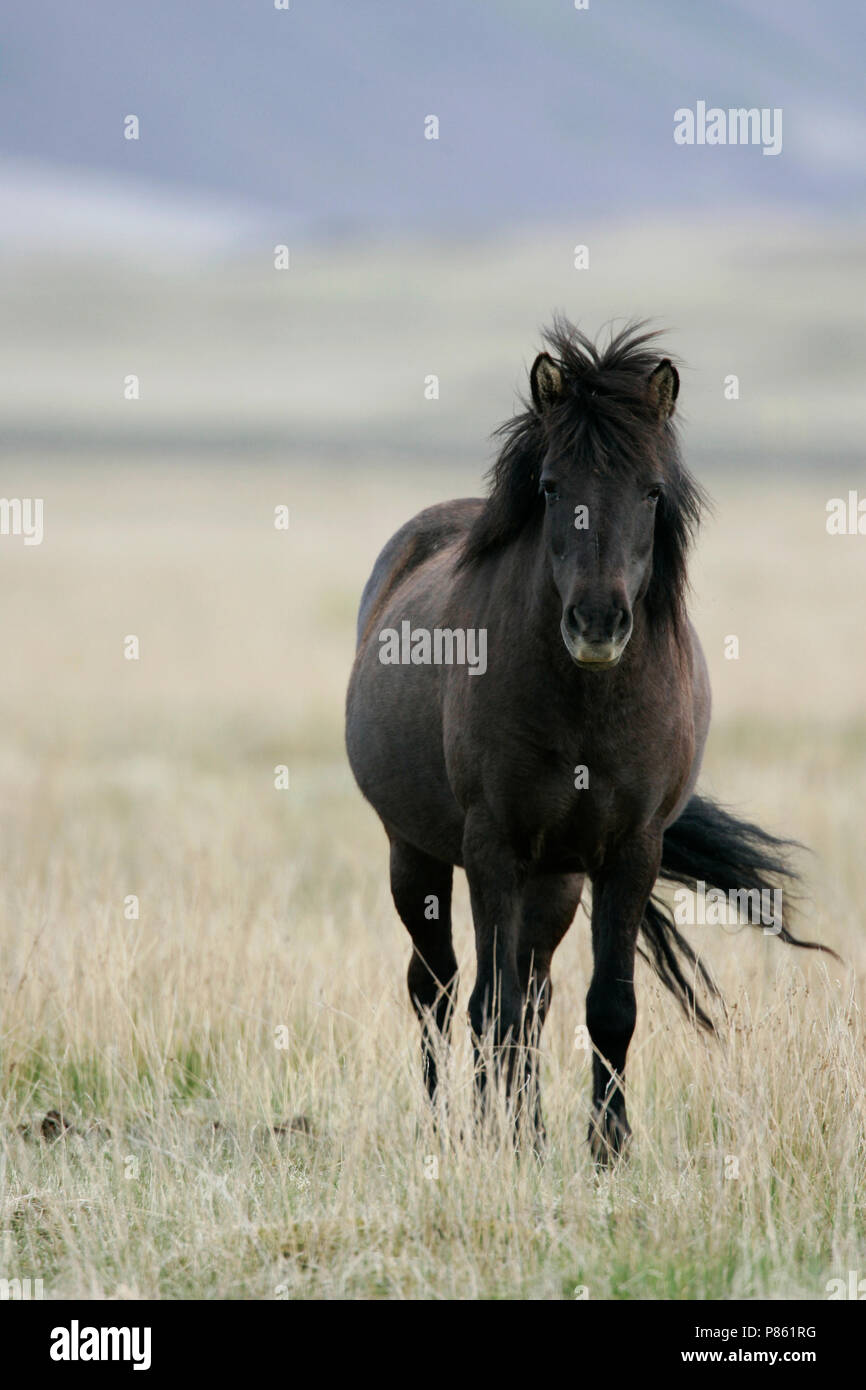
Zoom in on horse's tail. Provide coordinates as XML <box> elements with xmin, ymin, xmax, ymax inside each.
<box><xmin>638</xmin><ymin>793</ymin><xmax>839</xmax><ymax>1033</ymax></box>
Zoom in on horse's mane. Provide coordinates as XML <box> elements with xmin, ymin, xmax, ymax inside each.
<box><xmin>458</xmin><ymin>318</ymin><xmax>706</xmax><ymax>630</ymax></box>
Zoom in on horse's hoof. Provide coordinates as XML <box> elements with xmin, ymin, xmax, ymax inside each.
<box><xmin>588</xmin><ymin>1108</ymin><xmax>632</xmax><ymax>1167</ymax></box>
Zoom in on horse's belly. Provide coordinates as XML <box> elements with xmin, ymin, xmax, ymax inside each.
<box><xmin>346</xmin><ymin>649</ymin><xmax>464</xmax><ymax>862</ymax></box>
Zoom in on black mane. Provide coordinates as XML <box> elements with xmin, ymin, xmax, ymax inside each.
<box><xmin>459</xmin><ymin>319</ymin><xmax>706</xmax><ymax>629</ymax></box>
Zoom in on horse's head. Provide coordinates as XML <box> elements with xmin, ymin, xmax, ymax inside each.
<box><xmin>529</xmin><ymin>336</ymin><xmax>683</xmax><ymax>670</ymax></box>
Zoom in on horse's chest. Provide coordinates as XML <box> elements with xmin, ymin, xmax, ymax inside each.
<box><xmin>505</xmin><ymin>744</ymin><xmax>661</xmax><ymax>871</ymax></box>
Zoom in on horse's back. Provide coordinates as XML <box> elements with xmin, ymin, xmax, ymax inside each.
<box><xmin>355</xmin><ymin>498</ymin><xmax>482</xmax><ymax>649</ymax></box>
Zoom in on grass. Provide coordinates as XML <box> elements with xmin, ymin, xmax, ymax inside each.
<box><xmin>0</xmin><ymin>462</ymin><xmax>864</xmax><ymax>1299</ymax></box>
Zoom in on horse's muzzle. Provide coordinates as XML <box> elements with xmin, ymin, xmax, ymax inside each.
<box><xmin>560</xmin><ymin>606</ymin><xmax>632</xmax><ymax>669</ymax></box>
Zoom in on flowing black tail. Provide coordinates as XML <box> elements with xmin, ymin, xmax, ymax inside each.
<box><xmin>638</xmin><ymin>793</ymin><xmax>839</xmax><ymax>1033</ymax></box>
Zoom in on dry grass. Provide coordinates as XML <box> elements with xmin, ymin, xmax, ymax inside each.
<box><xmin>0</xmin><ymin>461</ymin><xmax>864</xmax><ymax>1300</ymax></box>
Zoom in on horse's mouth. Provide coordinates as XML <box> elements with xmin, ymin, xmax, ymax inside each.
<box><xmin>560</xmin><ymin>623</ymin><xmax>628</xmax><ymax>670</ymax></box>
<box><xmin>574</xmin><ymin>651</ymin><xmax>622</xmax><ymax>670</ymax></box>
<box><xmin>575</xmin><ymin>653</ymin><xmax>622</xmax><ymax>669</ymax></box>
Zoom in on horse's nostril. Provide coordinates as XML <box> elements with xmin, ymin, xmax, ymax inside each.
<box><xmin>566</xmin><ymin>602</ymin><xmax>629</xmax><ymax>644</ymax></box>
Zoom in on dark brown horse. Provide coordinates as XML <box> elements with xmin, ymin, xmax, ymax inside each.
<box><xmin>345</xmin><ymin>320</ymin><xmax>833</xmax><ymax>1162</ymax></box>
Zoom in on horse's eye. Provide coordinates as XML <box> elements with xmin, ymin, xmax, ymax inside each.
<box><xmin>646</xmin><ymin>485</ymin><xmax>661</xmax><ymax>502</ymax></box>
<box><xmin>541</xmin><ymin>480</ymin><xmax>560</xmax><ymax>502</ymax></box>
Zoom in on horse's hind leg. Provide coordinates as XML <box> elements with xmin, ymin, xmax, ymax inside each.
<box><xmin>389</xmin><ymin>838</ymin><xmax>458</xmax><ymax>1104</ymax></box>
<box><xmin>462</xmin><ymin>811</ymin><xmax>526</xmax><ymax>1123</ymax></box>
<box><xmin>517</xmin><ymin>873</ymin><xmax>584</xmax><ymax>1144</ymax></box>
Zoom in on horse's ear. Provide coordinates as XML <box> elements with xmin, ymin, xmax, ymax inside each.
<box><xmin>530</xmin><ymin>353</ymin><xmax>564</xmax><ymax>413</ymax></box>
<box><xmin>647</xmin><ymin>359</ymin><xmax>679</xmax><ymax>421</ymax></box>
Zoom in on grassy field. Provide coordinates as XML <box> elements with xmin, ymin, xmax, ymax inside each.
<box><xmin>1</xmin><ymin>460</ymin><xmax>864</xmax><ymax>1300</ymax></box>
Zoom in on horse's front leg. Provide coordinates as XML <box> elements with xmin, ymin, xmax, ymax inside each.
<box><xmin>462</xmin><ymin>809</ymin><xmax>526</xmax><ymax>1124</ymax></box>
<box><xmin>586</xmin><ymin>832</ymin><xmax>661</xmax><ymax>1165</ymax></box>
<box><xmin>517</xmin><ymin>873</ymin><xmax>584</xmax><ymax>1146</ymax></box>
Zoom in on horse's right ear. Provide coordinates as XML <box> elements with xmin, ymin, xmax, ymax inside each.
<box><xmin>530</xmin><ymin>353</ymin><xmax>564</xmax><ymax>413</ymax></box>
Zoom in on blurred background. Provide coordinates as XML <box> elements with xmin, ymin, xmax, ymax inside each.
<box><xmin>2</xmin><ymin>0</ymin><xmax>865</xmax><ymax>466</ymax></box>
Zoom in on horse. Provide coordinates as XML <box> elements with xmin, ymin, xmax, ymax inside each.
<box><xmin>345</xmin><ymin>319</ymin><xmax>834</xmax><ymax>1163</ymax></box>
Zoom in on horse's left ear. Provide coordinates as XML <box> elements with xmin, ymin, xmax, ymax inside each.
<box><xmin>647</xmin><ymin>359</ymin><xmax>679</xmax><ymax>421</ymax></box>
<box><xmin>530</xmin><ymin>353</ymin><xmax>564</xmax><ymax>413</ymax></box>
